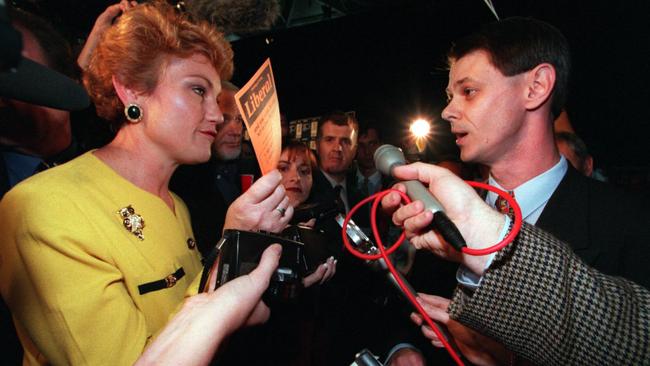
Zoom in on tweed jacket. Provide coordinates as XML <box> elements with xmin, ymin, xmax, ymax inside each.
<box><xmin>0</xmin><ymin>152</ymin><xmax>203</xmax><ymax>365</ymax></box>
<box><xmin>449</xmin><ymin>223</ymin><xmax>650</xmax><ymax>365</ymax></box>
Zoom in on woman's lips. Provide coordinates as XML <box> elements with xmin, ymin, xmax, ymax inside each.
<box><xmin>200</xmin><ymin>131</ymin><xmax>217</xmax><ymax>139</ymax></box>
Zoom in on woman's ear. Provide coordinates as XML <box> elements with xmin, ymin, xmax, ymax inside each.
<box><xmin>112</xmin><ymin>75</ymin><xmax>139</xmax><ymax>105</ymax></box>
<box><xmin>524</xmin><ymin>63</ymin><xmax>556</xmax><ymax>112</ymax></box>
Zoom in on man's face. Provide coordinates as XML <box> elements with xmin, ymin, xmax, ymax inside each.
<box><xmin>356</xmin><ymin>128</ymin><xmax>381</xmax><ymax>171</ymax></box>
<box><xmin>316</xmin><ymin>121</ymin><xmax>357</xmax><ymax>176</ymax></box>
<box><xmin>212</xmin><ymin>87</ymin><xmax>243</xmax><ymax>161</ymax></box>
<box><xmin>441</xmin><ymin>50</ymin><xmax>527</xmax><ymax>166</ymax></box>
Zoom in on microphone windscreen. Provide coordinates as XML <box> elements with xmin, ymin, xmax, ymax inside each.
<box><xmin>187</xmin><ymin>0</ymin><xmax>281</xmax><ymax>35</ymax></box>
<box><xmin>374</xmin><ymin>144</ymin><xmax>406</xmax><ymax>176</ymax></box>
<box><xmin>0</xmin><ymin>57</ymin><xmax>90</xmax><ymax>111</ymax></box>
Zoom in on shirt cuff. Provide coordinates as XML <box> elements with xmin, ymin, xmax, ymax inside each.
<box><xmin>455</xmin><ymin>215</ymin><xmax>511</xmax><ymax>290</ymax></box>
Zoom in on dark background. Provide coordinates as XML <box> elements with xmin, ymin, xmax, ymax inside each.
<box><xmin>15</xmin><ymin>0</ymin><xmax>650</xmax><ymax>176</ymax></box>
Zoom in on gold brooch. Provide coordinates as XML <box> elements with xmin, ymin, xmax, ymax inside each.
<box><xmin>118</xmin><ymin>205</ymin><xmax>145</xmax><ymax>240</ymax></box>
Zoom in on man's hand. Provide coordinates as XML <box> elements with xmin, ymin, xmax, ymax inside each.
<box><xmin>78</xmin><ymin>1</ymin><xmax>137</xmax><ymax>70</ymax></box>
<box><xmin>410</xmin><ymin>293</ymin><xmax>511</xmax><ymax>366</ymax></box>
<box><xmin>381</xmin><ymin>163</ymin><xmax>506</xmax><ymax>275</ymax></box>
<box><xmin>224</xmin><ymin>170</ymin><xmax>293</xmax><ymax>234</ymax></box>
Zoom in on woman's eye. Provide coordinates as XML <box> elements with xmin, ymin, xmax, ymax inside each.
<box><xmin>299</xmin><ymin>167</ymin><xmax>311</xmax><ymax>176</ymax></box>
<box><xmin>277</xmin><ymin>164</ymin><xmax>288</xmax><ymax>172</ymax></box>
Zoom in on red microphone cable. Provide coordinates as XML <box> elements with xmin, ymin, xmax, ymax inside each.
<box><xmin>341</xmin><ymin>182</ymin><xmax>522</xmax><ymax>366</ymax></box>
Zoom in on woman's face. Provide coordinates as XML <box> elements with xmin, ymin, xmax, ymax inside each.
<box><xmin>278</xmin><ymin>149</ymin><xmax>313</xmax><ymax>207</ymax></box>
<box><xmin>137</xmin><ymin>54</ymin><xmax>223</xmax><ymax>165</ymax></box>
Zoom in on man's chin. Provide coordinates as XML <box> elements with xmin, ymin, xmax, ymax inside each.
<box><xmin>323</xmin><ymin>166</ymin><xmax>347</xmax><ymax>175</ymax></box>
<box><xmin>213</xmin><ymin>147</ymin><xmax>242</xmax><ymax>161</ymax></box>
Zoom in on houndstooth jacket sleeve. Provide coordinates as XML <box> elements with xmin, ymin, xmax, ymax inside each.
<box><xmin>448</xmin><ymin>223</ymin><xmax>650</xmax><ymax>365</ymax></box>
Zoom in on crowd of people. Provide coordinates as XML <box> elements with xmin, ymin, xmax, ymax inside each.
<box><xmin>1</xmin><ymin>1</ymin><xmax>648</xmax><ymax>365</ymax></box>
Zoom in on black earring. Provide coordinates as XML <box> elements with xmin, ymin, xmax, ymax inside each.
<box><xmin>125</xmin><ymin>103</ymin><xmax>142</xmax><ymax>123</ymax></box>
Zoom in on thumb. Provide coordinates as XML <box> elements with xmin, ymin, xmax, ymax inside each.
<box><xmin>248</xmin><ymin>244</ymin><xmax>282</xmax><ymax>288</ymax></box>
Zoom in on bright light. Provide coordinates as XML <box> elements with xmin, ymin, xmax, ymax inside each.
<box><xmin>410</xmin><ymin>119</ymin><xmax>431</xmax><ymax>138</ymax></box>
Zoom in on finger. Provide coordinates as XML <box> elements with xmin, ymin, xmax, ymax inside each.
<box><xmin>417</xmin><ymin>300</ymin><xmax>450</xmax><ymax>324</ymax></box>
<box><xmin>394</xmin><ymin>162</ymin><xmax>476</xmax><ymax>203</ymax></box>
<box><xmin>263</xmin><ymin>185</ymin><xmax>288</xmax><ymax>214</ymax></box>
<box><xmin>269</xmin><ymin>198</ymin><xmax>293</xmax><ymax>233</ymax></box>
<box><xmin>417</xmin><ymin>293</ymin><xmax>451</xmax><ymax>309</ymax></box>
<box><xmin>380</xmin><ymin>183</ymin><xmax>406</xmax><ymax>212</ymax></box>
<box><xmin>298</xmin><ymin>218</ymin><xmax>316</xmax><ymax>228</ymax></box>
<box><xmin>302</xmin><ymin>263</ymin><xmax>327</xmax><ymax>287</ymax></box>
<box><xmin>245</xmin><ymin>300</ymin><xmax>271</xmax><ymax>326</ymax></box>
<box><xmin>421</xmin><ymin>324</ymin><xmax>444</xmax><ymax>345</ymax></box>
<box><xmin>392</xmin><ymin>162</ymin><xmax>455</xmax><ymax>186</ymax></box>
<box><xmin>320</xmin><ymin>257</ymin><xmax>336</xmax><ymax>284</ymax></box>
<box><xmin>430</xmin><ymin>338</ymin><xmax>444</xmax><ymax>348</ymax></box>
<box><xmin>402</xmin><ymin>210</ymin><xmax>434</xmax><ymax>234</ymax></box>
<box><xmin>392</xmin><ymin>200</ymin><xmax>426</xmax><ymax>226</ymax></box>
<box><xmin>328</xmin><ymin>258</ymin><xmax>337</xmax><ymax>278</ymax></box>
<box><xmin>247</xmin><ymin>244</ymin><xmax>282</xmax><ymax>288</ymax></box>
<box><xmin>242</xmin><ymin>170</ymin><xmax>282</xmax><ymax>204</ymax></box>
<box><xmin>410</xmin><ymin>312</ymin><xmax>423</xmax><ymax>326</ymax></box>
<box><xmin>279</xmin><ymin>199</ymin><xmax>293</xmax><ymax>222</ymax></box>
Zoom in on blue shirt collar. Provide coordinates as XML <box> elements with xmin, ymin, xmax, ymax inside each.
<box><xmin>487</xmin><ymin>156</ymin><xmax>568</xmax><ymax>223</ymax></box>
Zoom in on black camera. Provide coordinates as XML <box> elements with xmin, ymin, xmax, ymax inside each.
<box><xmin>200</xmin><ymin>229</ymin><xmax>309</xmax><ymax>305</ymax></box>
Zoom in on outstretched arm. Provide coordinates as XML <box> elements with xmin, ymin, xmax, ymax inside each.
<box><xmin>135</xmin><ymin>244</ymin><xmax>282</xmax><ymax>366</ymax></box>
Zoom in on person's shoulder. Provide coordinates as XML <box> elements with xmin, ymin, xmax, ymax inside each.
<box><xmin>564</xmin><ymin>168</ymin><xmax>650</xmax><ymax>213</ymax></box>
<box><xmin>6</xmin><ymin>153</ymin><xmax>90</xmax><ymax>195</ymax></box>
<box><xmin>1</xmin><ymin>152</ymin><xmax>107</xmax><ymax>214</ymax></box>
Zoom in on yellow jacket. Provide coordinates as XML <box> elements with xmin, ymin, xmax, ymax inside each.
<box><xmin>0</xmin><ymin>151</ymin><xmax>203</xmax><ymax>365</ymax></box>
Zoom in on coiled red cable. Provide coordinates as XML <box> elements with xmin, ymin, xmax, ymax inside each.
<box><xmin>341</xmin><ymin>181</ymin><xmax>522</xmax><ymax>366</ymax></box>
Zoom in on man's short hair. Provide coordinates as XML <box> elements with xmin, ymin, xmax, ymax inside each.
<box><xmin>358</xmin><ymin>120</ymin><xmax>382</xmax><ymax>141</ymax></box>
<box><xmin>448</xmin><ymin>17</ymin><xmax>571</xmax><ymax>119</ymax></box>
<box><xmin>317</xmin><ymin>110</ymin><xmax>359</xmax><ymax>139</ymax></box>
<box><xmin>555</xmin><ymin>131</ymin><xmax>590</xmax><ymax>160</ymax></box>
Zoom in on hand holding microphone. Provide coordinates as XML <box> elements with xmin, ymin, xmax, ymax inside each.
<box><xmin>378</xmin><ymin>158</ymin><xmax>508</xmax><ymax>275</ymax></box>
<box><xmin>374</xmin><ymin>145</ymin><xmax>467</xmax><ymax>251</ymax></box>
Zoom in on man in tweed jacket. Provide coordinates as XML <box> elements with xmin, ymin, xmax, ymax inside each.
<box><xmin>383</xmin><ymin>162</ymin><xmax>650</xmax><ymax>365</ymax></box>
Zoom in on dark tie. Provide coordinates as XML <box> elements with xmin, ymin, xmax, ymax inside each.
<box><xmin>333</xmin><ymin>185</ymin><xmax>345</xmax><ymax>211</ymax></box>
<box><xmin>359</xmin><ymin>177</ymin><xmax>370</xmax><ymax>198</ymax></box>
<box><xmin>495</xmin><ymin>190</ymin><xmax>515</xmax><ymax>219</ymax></box>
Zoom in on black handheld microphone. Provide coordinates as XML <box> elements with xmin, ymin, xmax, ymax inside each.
<box><xmin>374</xmin><ymin>144</ymin><xmax>466</xmax><ymax>251</ymax></box>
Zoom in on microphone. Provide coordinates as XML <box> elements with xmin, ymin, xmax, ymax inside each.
<box><xmin>374</xmin><ymin>144</ymin><xmax>466</xmax><ymax>251</ymax></box>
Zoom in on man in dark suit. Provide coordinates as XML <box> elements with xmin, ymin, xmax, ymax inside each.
<box><xmin>311</xmin><ymin>111</ymin><xmax>359</xmax><ymax>213</ymax></box>
<box><xmin>439</xmin><ymin>16</ymin><xmax>650</xmax><ymax>288</ymax></box>
<box><xmin>389</xmin><ymin>16</ymin><xmax>650</xmax><ymax>365</ymax></box>
<box><xmin>383</xmin><ymin>161</ymin><xmax>650</xmax><ymax>365</ymax></box>
<box><xmin>307</xmin><ymin>111</ymin><xmax>393</xmax><ymax>364</ymax></box>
